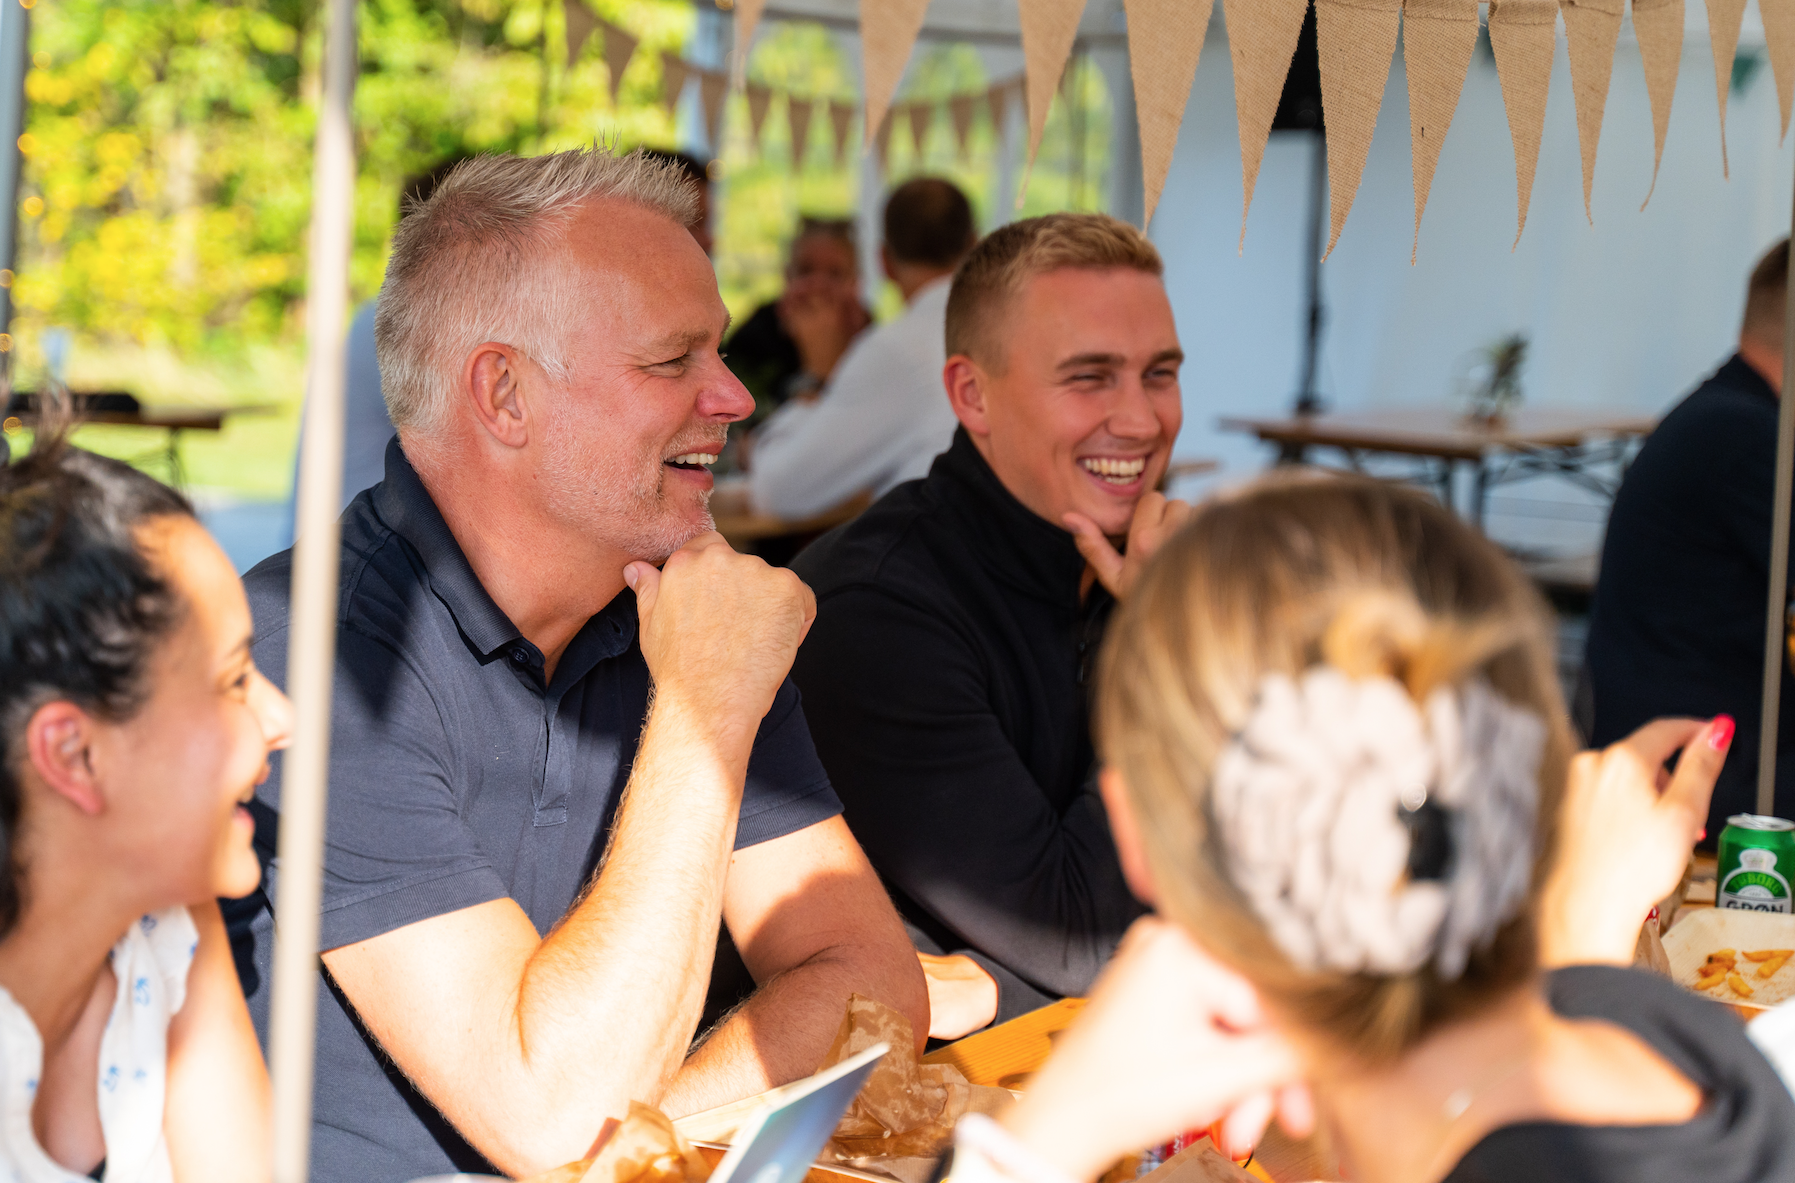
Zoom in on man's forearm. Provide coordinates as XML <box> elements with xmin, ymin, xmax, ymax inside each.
<box><xmin>499</xmin><ymin>696</ymin><xmax>751</xmax><ymax>1164</ymax></box>
<box><xmin>658</xmin><ymin>940</ymin><xmax>926</xmax><ymax>1118</ymax></box>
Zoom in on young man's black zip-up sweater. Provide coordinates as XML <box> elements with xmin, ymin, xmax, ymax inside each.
<box><xmin>792</xmin><ymin>427</ymin><xmax>1146</xmax><ymax>1024</ymax></box>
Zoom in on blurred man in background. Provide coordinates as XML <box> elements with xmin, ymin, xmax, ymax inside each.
<box><xmin>747</xmin><ymin>178</ymin><xmax>974</xmax><ymax>520</ymax></box>
<box><xmin>1588</xmin><ymin>238</ymin><xmax>1793</xmax><ymax>831</ymax></box>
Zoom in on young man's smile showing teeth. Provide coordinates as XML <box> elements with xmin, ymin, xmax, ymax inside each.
<box><xmin>1079</xmin><ymin>456</ymin><xmax>1147</xmax><ymax>485</ymax></box>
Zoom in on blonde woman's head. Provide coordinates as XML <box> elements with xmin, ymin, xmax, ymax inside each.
<box><xmin>1096</xmin><ymin>472</ymin><xmax>1573</xmax><ymax>1065</ymax></box>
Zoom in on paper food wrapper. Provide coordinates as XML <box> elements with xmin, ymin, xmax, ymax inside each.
<box><xmin>523</xmin><ymin>1102</ymin><xmax>713</xmax><ymax>1183</ymax></box>
<box><xmin>1633</xmin><ymin>915</ymin><xmax>1672</xmax><ymax>977</ymax></box>
<box><xmin>1664</xmin><ymin>906</ymin><xmax>1795</xmax><ymax>1011</ymax></box>
<box><xmin>820</xmin><ymin>995</ymin><xmax>1011</xmax><ymax>1166</ymax></box>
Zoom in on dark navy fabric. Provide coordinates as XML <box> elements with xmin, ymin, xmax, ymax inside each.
<box><xmin>1586</xmin><ymin>354</ymin><xmax>1795</xmax><ymax>831</ymax></box>
<box><xmin>225</xmin><ymin>437</ymin><xmax>842</xmax><ymax>1183</ymax></box>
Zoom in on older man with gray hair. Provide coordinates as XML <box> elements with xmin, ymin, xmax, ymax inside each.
<box><xmin>228</xmin><ymin>148</ymin><xmax>926</xmax><ymax>1183</ymax></box>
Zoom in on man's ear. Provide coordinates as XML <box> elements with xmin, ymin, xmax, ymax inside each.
<box><xmin>1098</xmin><ymin>766</ymin><xmax>1159</xmax><ymax>907</ymax></box>
<box><xmin>942</xmin><ymin>355</ymin><xmax>993</xmax><ymax>437</ymax></box>
<box><xmin>465</xmin><ymin>343</ymin><xmax>532</xmax><ymax>449</ymax></box>
<box><xmin>25</xmin><ymin>702</ymin><xmax>104</xmax><ymax>817</ymax></box>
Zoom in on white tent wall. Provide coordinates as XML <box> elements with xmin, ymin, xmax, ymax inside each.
<box><xmin>1154</xmin><ymin>11</ymin><xmax>1793</xmax><ymax>560</ymax></box>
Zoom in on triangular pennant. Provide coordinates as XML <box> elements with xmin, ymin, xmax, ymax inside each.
<box><xmin>564</xmin><ymin>0</ymin><xmax>599</xmax><ymax>68</ymax></box>
<box><xmin>875</xmin><ymin>109</ymin><xmax>897</xmax><ymax>170</ymax></box>
<box><xmin>1221</xmin><ymin>0</ymin><xmax>1310</xmax><ymax>246</ymax></box>
<box><xmin>1561</xmin><ymin>0</ymin><xmax>1625</xmax><ymax>221</ymax></box>
<box><xmin>1020</xmin><ymin>0</ymin><xmax>1089</xmax><ymax>171</ymax></box>
<box><xmin>732</xmin><ymin>0</ymin><xmax>767</xmax><ymax>88</ymax></box>
<box><xmin>908</xmin><ymin>101</ymin><xmax>935</xmax><ymax>158</ymax></box>
<box><xmin>988</xmin><ymin>80</ymin><xmax>1016</xmax><ymax>131</ymax></box>
<box><xmin>788</xmin><ymin>95</ymin><xmax>814</xmax><ymax>173</ymax></box>
<box><xmin>1762</xmin><ymin>0</ymin><xmax>1795</xmax><ymax>140</ymax></box>
<box><xmin>700</xmin><ymin>70</ymin><xmax>728</xmax><ymax>150</ymax></box>
<box><xmin>1315</xmin><ymin>0</ymin><xmax>1402</xmax><ymax>258</ymax></box>
<box><xmin>1487</xmin><ymin>0</ymin><xmax>1558</xmax><ymax>246</ymax></box>
<box><xmin>1401</xmin><ymin>0</ymin><xmax>1479</xmax><ymax>260</ymax></box>
<box><xmin>860</xmin><ymin>0</ymin><xmax>932</xmax><ymax>146</ymax></box>
<box><xmin>1124</xmin><ymin>0</ymin><xmax>1212</xmax><ymax>228</ymax></box>
<box><xmin>1631</xmin><ymin>0</ymin><xmax>1683</xmax><ymax>204</ymax></box>
<box><xmin>747</xmin><ymin>84</ymin><xmax>774</xmax><ymax>150</ymax></box>
<box><xmin>949</xmin><ymin>93</ymin><xmax>979</xmax><ymax>159</ymax></box>
<box><xmin>602</xmin><ymin>22</ymin><xmax>639</xmax><ymax>105</ymax></box>
<box><xmin>1705</xmin><ymin>0</ymin><xmax>1749</xmax><ymax>175</ymax></box>
<box><xmin>830</xmin><ymin>100</ymin><xmax>857</xmax><ymax>167</ymax></box>
<box><xmin>660</xmin><ymin>53</ymin><xmax>690</xmax><ymax>115</ymax></box>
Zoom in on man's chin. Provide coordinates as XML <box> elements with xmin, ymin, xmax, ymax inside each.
<box><xmin>636</xmin><ymin>506</ymin><xmax>716</xmax><ymax>565</ymax></box>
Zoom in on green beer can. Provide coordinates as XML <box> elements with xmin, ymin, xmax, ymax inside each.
<box><xmin>1718</xmin><ymin>814</ymin><xmax>1795</xmax><ymax>913</ymax></box>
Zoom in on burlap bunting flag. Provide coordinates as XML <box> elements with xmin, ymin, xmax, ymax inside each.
<box><xmin>1019</xmin><ymin>0</ymin><xmax>1089</xmax><ymax>184</ymax></box>
<box><xmin>1315</xmin><ymin>0</ymin><xmax>1402</xmax><ymax>258</ymax></box>
<box><xmin>949</xmin><ymin>93</ymin><xmax>979</xmax><ymax>158</ymax></box>
<box><xmin>1124</xmin><ymin>0</ymin><xmax>1212</xmax><ymax>228</ymax></box>
<box><xmin>1487</xmin><ymin>0</ymin><xmax>1557</xmax><ymax>246</ymax></box>
<box><xmin>564</xmin><ymin>0</ymin><xmax>599</xmax><ymax>68</ymax></box>
<box><xmin>747</xmin><ymin>84</ymin><xmax>774</xmax><ymax>150</ymax></box>
<box><xmin>788</xmin><ymin>94</ymin><xmax>814</xmax><ymax>173</ymax></box>
<box><xmin>908</xmin><ymin>102</ymin><xmax>934</xmax><ymax>157</ymax></box>
<box><xmin>732</xmin><ymin>0</ymin><xmax>767</xmax><ymax>87</ymax></box>
<box><xmin>1223</xmin><ymin>0</ymin><xmax>1309</xmax><ymax>246</ymax></box>
<box><xmin>860</xmin><ymin>0</ymin><xmax>932</xmax><ymax>146</ymax></box>
<box><xmin>602</xmin><ymin>22</ymin><xmax>638</xmax><ymax>105</ymax></box>
<box><xmin>988</xmin><ymin>80</ymin><xmax>1017</xmax><ymax>132</ymax></box>
<box><xmin>1562</xmin><ymin>0</ymin><xmax>1625</xmax><ymax>221</ymax></box>
<box><xmin>874</xmin><ymin>109</ymin><xmax>897</xmax><ymax>170</ymax></box>
<box><xmin>1706</xmin><ymin>0</ymin><xmax>1749</xmax><ymax>174</ymax></box>
<box><xmin>660</xmin><ymin>53</ymin><xmax>690</xmax><ymax>115</ymax></box>
<box><xmin>700</xmin><ymin>70</ymin><xmax>728</xmax><ymax>149</ymax></box>
<box><xmin>1402</xmin><ymin>0</ymin><xmax>1479</xmax><ymax>259</ymax></box>
<box><xmin>1762</xmin><ymin>0</ymin><xmax>1795</xmax><ymax>139</ymax></box>
<box><xmin>830</xmin><ymin>100</ymin><xmax>856</xmax><ymax>167</ymax></box>
<box><xmin>1632</xmin><ymin>0</ymin><xmax>1682</xmax><ymax>204</ymax></box>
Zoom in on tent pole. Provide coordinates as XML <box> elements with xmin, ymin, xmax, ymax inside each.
<box><xmin>0</xmin><ymin>0</ymin><xmax>29</xmax><ymax>390</ymax></box>
<box><xmin>269</xmin><ymin>0</ymin><xmax>356</xmax><ymax>1178</ymax></box>
<box><xmin>1757</xmin><ymin>169</ymin><xmax>1795</xmax><ymax>819</ymax></box>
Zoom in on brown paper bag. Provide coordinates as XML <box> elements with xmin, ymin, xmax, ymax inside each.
<box><xmin>521</xmin><ymin>1102</ymin><xmax>714</xmax><ymax>1183</ymax></box>
<box><xmin>819</xmin><ymin>995</ymin><xmax>1011</xmax><ymax>1163</ymax></box>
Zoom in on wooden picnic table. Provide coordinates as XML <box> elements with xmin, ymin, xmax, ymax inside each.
<box><xmin>1220</xmin><ymin>406</ymin><xmax>1657</xmax><ymax>528</ymax></box>
<box><xmin>5</xmin><ymin>391</ymin><xmax>275</xmax><ymax>489</ymax></box>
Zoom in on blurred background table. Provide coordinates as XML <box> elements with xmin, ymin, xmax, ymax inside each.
<box><xmin>5</xmin><ymin>390</ymin><xmax>274</xmax><ymax>490</ymax></box>
<box><xmin>1221</xmin><ymin>407</ymin><xmax>1655</xmax><ymax>529</ymax></box>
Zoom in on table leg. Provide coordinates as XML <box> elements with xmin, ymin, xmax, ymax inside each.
<box><xmin>1472</xmin><ymin>460</ymin><xmax>1489</xmax><ymax>530</ymax></box>
<box><xmin>166</xmin><ymin>428</ymin><xmax>186</xmax><ymax>491</ymax></box>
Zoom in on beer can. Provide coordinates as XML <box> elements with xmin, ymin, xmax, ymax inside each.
<box><xmin>1718</xmin><ymin>814</ymin><xmax>1795</xmax><ymax>913</ymax></box>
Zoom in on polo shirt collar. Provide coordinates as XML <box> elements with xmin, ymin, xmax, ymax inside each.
<box><xmin>371</xmin><ymin>437</ymin><xmax>526</xmax><ymax>659</ymax></box>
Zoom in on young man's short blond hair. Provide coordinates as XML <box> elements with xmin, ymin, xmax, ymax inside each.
<box><xmin>944</xmin><ymin>212</ymin><xmax>1163</xmax><ymax>372</ymax></box>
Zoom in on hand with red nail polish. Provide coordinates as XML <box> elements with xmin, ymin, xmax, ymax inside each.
<box><xmin>1541</xmin><ymin>716</ymin><xmax>1733</xmax><ymax>967</ymax></box>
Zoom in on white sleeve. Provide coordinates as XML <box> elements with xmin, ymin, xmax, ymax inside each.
<box><xmin>746</xmin><ymin>327</ymin><xmax>923</xmax><ymax>520</ymax></box>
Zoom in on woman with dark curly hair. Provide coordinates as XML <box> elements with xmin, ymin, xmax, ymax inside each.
<box><xmin>0</xmin><ymin>425</ymin><xmax>291</xmax><ymax>1181</ymax></box>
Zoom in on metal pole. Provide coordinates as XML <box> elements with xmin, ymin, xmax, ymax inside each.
<box><xmin>269</xmin><ymin>0</ymin><xmax>355</xmax><ymax>1178</ymax></box>
<box><xmin>0</xmin><ymin>0</ymin><xmax>30</xmax><ymax>380</ymax></box>
<box><xmin>1757</xmin><ymin>167</ymin><xmax>1795</xmax><ymax>818</ymax></box>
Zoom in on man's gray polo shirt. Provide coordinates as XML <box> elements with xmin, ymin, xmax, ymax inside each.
<box><xmin>225</xmin><ymin>439</ymin><xmax>843</xmax><ymax>1183</ymax></box>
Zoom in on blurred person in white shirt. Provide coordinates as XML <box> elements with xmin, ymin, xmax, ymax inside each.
<box><xmin>747</xmin><ymin>179</ymin><xmax>975</xmax><ymax>520</ymax></box>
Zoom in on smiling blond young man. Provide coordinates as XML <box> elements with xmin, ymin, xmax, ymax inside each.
<box><xmin>791</xmin><ymin>214</ymin><xmax>1189</xmax><ymax>1038</ymax></box>
<box><xmin>226</xmin><ymin>149</ymin><xmax>924</xmax><ymax>1183</ymax></box>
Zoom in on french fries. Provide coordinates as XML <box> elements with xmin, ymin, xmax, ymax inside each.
<box><xmin>1696</xmin><ymin>947</ymin><xmax>1793</xmax><ymax>997</ymax></box>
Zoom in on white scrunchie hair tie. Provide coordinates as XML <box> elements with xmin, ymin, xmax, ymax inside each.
<box><xmin>1208</xmin><ymin>667</ymin><xmax>1544</xmax><ymax>980</ymax></box>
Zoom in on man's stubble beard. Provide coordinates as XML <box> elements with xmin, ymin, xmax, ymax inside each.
<box><xmin>539</xmin><ymin>428</ymin><xmax>720</xmax><ymax>565</ymax></box>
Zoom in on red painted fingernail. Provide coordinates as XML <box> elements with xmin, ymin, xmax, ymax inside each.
<box><xmin>1709</xmin><ymin>715</ymin><xmax>1736</xmax><ymax>751</ymax></box>
<box><xmin>1699</xmin><ymin>828</ymin><xmax>1708</xmax><ymax>842</ymax></box>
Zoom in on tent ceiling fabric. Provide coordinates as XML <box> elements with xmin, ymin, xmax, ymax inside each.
<box><xmin>748</xmin><ymin>0</ymin><xmax>1795</xmax><ymax>253</ymax></box>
